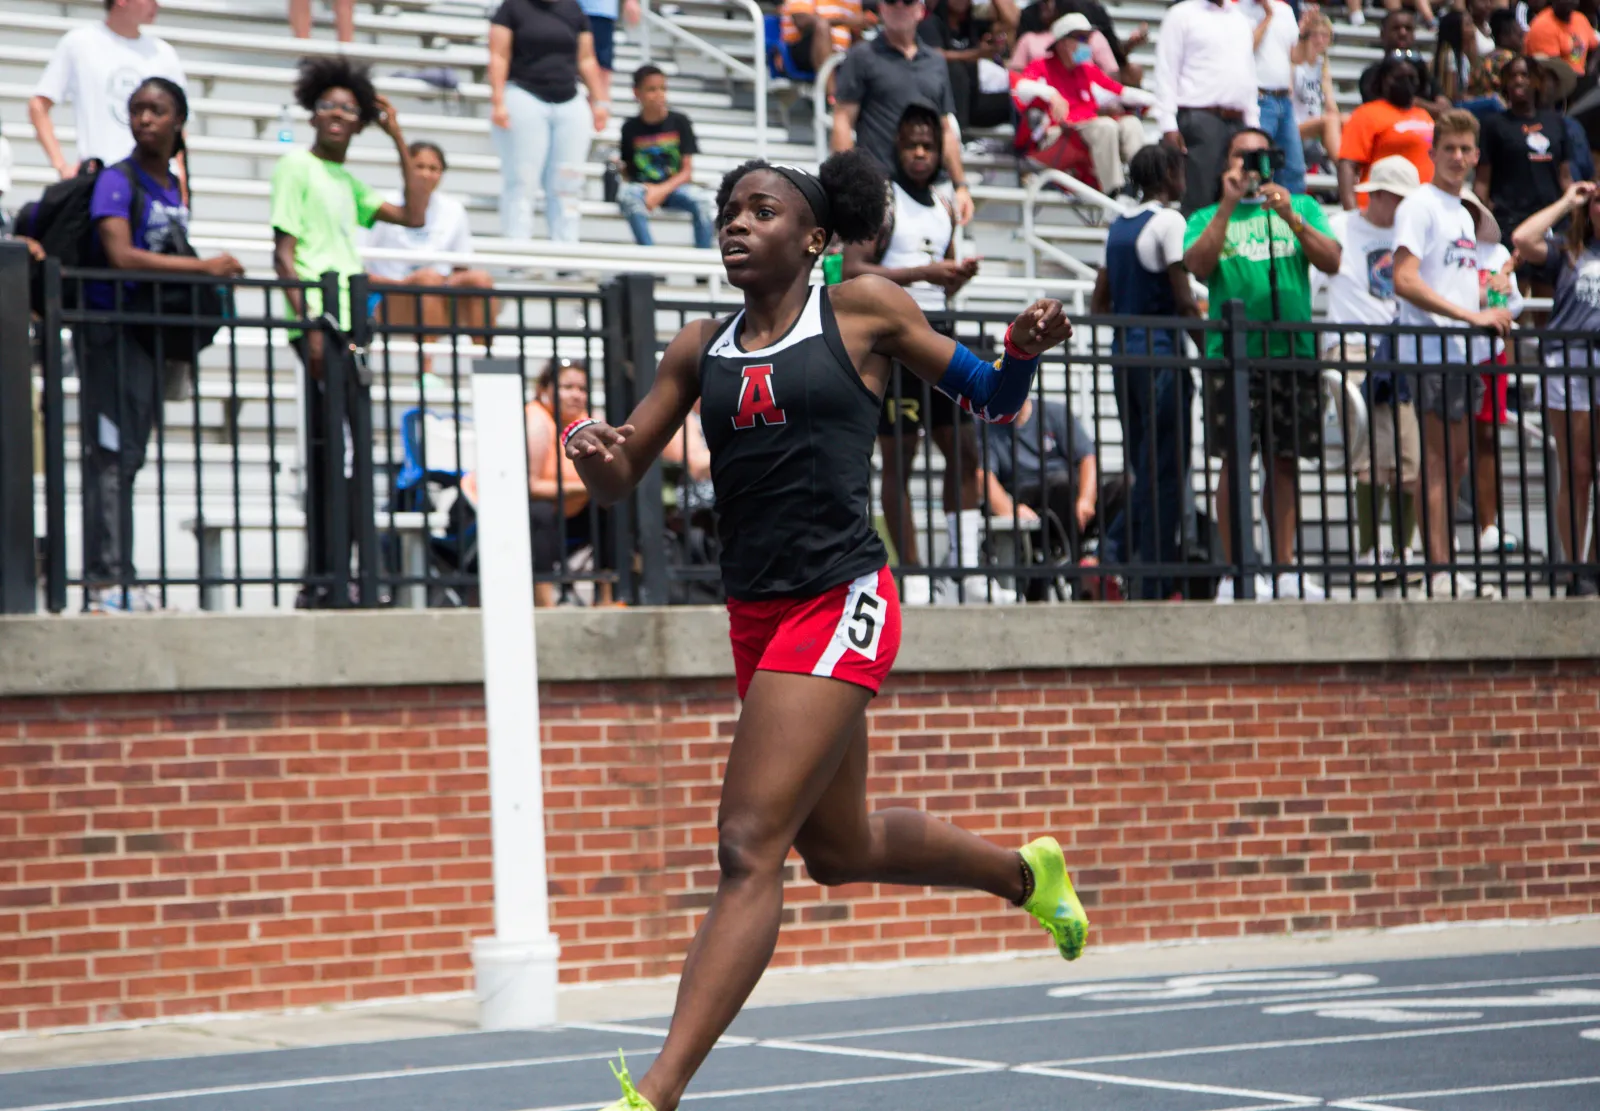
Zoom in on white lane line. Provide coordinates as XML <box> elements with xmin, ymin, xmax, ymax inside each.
<box><xmin>754</xmin><ymin>1039</ymin><xmax>1007</xmax><ymax>1070</ymax></box>
<box><xmin>1027</xmin><ymin>1011</ymin><xmax>1600</xmax><ymax>1066</ymax></box>
<box><xmin>1204</xmin><ymin>1103</ymin><xmax>1323</xmax><ymax>1111</ymax></box>
<box><xmin>564</xmin><ymin>1021</ymin><xmax>673</xmax><ymax>1038</ymax></box>
<box><xmin>510</xmin><ymin>1066</ymin><xmax>990</xmax><ymax>1111</ymax></box>
<box><xmin>1014</xmin><ymin>1063</ymin><xmax>1316</xmax><ymax>1103</ymax></box>
<box><xmin>1354</xmin><ymin>1074</ymin><xmax>1600</xmax><ymax>1101</ymax></box>
<box><xmin>781</xmin><ymin>971</ymin><xmax>1600</xmax><ymax>1043</ymax></box>
<box><xmin>1328</xmin><ymin>1101</ymin><xmax>1426</xmax><ymax>1111</ymax></box>
<box><xmin>0</xmin><ymin>1048</ymin><xmax>645</xmax><ymax>1111</ymax></box>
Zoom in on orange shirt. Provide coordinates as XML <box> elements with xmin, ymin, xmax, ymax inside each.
<box><xmin>1339</xmin><ymin>100</ymin><xmax>1434</xmax><ymax>207</ymax></box>
<box><xmin>1525</xmin><ymin>8</ymin><xmax>1599</xmax><ymax>74</ymax></box>
<box><xmin>526</xmin><ymin>400</ymin><xmax>588</xmax><ymax>516</ymax></box>
<box><xmin>780</xmin><ymin>0</ymin><xmax>864</xmax><ymax>53</ymax></box>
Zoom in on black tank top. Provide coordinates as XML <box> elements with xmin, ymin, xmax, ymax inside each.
<box><xmin>698</xmin><ymin>285</ymin><xmax>887</xmax><ymax>601</ymax></box>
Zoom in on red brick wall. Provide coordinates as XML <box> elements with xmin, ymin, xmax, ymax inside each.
<box><xmin>2</xmin><ymin>660</ymin><xmax>1597</xmax><ymax>1032</ymax></box>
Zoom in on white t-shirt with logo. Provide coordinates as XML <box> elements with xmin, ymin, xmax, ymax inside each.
<box><xmin>1319</xmin><ymin>210</ymin><xmax>1397</xmax><ymax>352</ymax></box>
<box><xmin>363</xmin><ymin>191</ymin><xmax>474</xmax><ymax>281</ymax></box>
<box><xmin>34</xmin><ymin>23</ymin><xmax>187</xmax><ymax>167</ymax></box>
<box><xmin>1393</xmin><ymin>183</ymin><xmax>1480</xmax><ymax>365</ymax></box>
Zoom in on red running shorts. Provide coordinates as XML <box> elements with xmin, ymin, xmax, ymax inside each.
<box><xmin>726</xmin><ymin>565</ymin><xmax>902</xmax><ymax>701</ymax></box>
<box><xmin>1477</xmin><ymin>351</ymin><xmax>1509</xmax><ymax>424</ymax></box>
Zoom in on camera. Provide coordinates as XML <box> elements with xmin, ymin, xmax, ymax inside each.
<box><xmin>1252</xmin><ymin>147</ymin><xmax>1288</xmax><ymax>184</ymax></box>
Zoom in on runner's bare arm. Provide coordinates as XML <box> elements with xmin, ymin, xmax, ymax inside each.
<box><xmin>567</xmin><ymin>318</ymin><xmax>711</xmax><ymax>505</ymax></box>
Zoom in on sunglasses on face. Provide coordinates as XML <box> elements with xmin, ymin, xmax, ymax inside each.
<box><xmin>314</xmin><ymin>100</ymin><xmax>362</xmax><ymax>120</ymax></box>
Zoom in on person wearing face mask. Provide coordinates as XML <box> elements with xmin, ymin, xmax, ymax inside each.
<box><xmin>1153</xmin><ymin>0</ymin><xmax>1260</xmax><ymax>214</ymax></box>
<box><xmin>1011</xmin><ymin>12</ymin><xmax>1154</xmax><ymax>194</ymax></box>
<box><xmin>1358</xmin><ymin>10</ymin><xmax>1451</xmax><ymax>116</ymax></box>
<box><xmin>1339</xmin><ymin>54</ymin><xmax>1436</xmax><ymax>210</ymax></box>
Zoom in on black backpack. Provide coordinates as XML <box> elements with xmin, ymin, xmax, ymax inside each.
<box><xmin>15</xmin><ymin>158</ymin><xmax>108</xmax><ymax>313</ymax></box>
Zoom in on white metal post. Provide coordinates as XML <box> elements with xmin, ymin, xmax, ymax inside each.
<box><xmin>469</xmin><ymin>357</ymin><xmax>561</xmax><ymax>1029</ymax></box>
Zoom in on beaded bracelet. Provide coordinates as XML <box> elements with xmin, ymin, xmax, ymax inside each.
<box><xmin>561</xmin><ymin>417</ymin><xmax>600</xmax><ymax>448</ymax></box>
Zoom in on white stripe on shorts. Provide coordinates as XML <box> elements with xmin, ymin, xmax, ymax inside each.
<box><xmin>812</xmin><ymin>569</ymin><xmax>885</xmax><ymax>680</ymax></box>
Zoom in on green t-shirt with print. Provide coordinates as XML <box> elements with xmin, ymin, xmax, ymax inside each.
<box><xmin>1183</xmin><ymin>194</ymin><xmax>1332</xmax><ymax>360</ymax></box>
<box><xmin>269</xmin><ymin>149</ymin><xmax>384</xmax><ymax>330</ymax></box>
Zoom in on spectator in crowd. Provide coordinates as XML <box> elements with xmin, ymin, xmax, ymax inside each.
<box><xmin>1020</xmin><ymin>0</ymin><xmax>1146</xmax><ymax>73</ymax></box>
<box><xmin>1460</xmin><ymin>8</ymin><xmax>1523</xmax><ymax>115</ymax></box>
<box><xmin>524</xmin><ymin>358</ymin><xmax>614</xmax><ymax>607</ymax></box>
<box><xmin>1154</xmin><ymin>0</ymin><xmax>1260</xmax><ymax>214</ymax></box>
<box><xmin>1525</xmin><ymin>0</ymin><xmax>1599</xmax><ymax>76</ymax></box>
<box><xmin>579</xmin><ymin>0</ymin><xmax>640</xmax><ymax>104</ymax></box>
<box><xmin>1245</xmin><ymin>0</ymin><xmax>1307</xmax><ymax>197</ymax></box>
<box><xmin>364</xmin><ymin>141</ymin><xmax>496</xmax><ymax>364</ymax></box>
<box><xmin>290</xmin><ymin>0</ymin><xmax>354</xmax><ymax>42</ymax></box>
<box><xmin>1293</xmin><ymin>11</ymin><xmax>1341</xmax><ymax>176</ymax></box>
<box><xmin>1011</xmin><ymin>13</ymin><xmax>1155</xmax><ymax>195</ymax></box>
<box><xmin>30</xmin><ymin>0</ymin><xmax>187</xmax><ymax>179</ymax></box>
<box><xmin>1432</xmin><ymin>0</ymin><xmax>1494</xmax><ymax>103</ymax></box>
<box><xmin>1463</xmin><ymin>190</ymin><xmax>1524</xmax><ymax>558</ymax></box>
<box><xmin>1512</xmin><ymin>179</ymin><xmax>1600</xmax><ymax>595</ymax></box>
<box><xmin>1475</xmin><ymin>56</ymin><xmax>1572</xmax><ymax>249</ymax></box>
<box><xmin>782</xmin><ymin>0</ymin><xmax>871</xmax><ymax>77</ymax></box>
<box><xmin>1359</xmin><ymin>11</ymin><xmax>1450</xmax><ymax>115</ymax></box>
<box><xmin>1532</xmin><ymin>56</ymin><xmax>1594</xmax><ymax>182</ymax></box>
<box><xmin>919</xmin><ymin>0</ymin><xmax>1019</xmax><ymax>131</ymax></box>
<box><xmin>1092</xmin><ymin>144</ymin><xmax>1200</xmax><ymax>600</ymax></box>
<box><xmin>1339</xmin><ymin>54</ymin><xmax>1436</xmax><ymax>210</ymax></box>
<box><xmin>271</xmin><ymin>57</ymin><xmax>425</xmax><ymax>609</ymax></box>
<box><xmin>840</xmin><ymin>101</ymin><xmax>981</xmax><ymax>604</ymax></box>
<box><xmin>1010</xmin><ymin>0</ymin><xmax>1122</xmax><ymax>77</ymax></box>
<box><xmin>616</xmin><ymin>65</ymin><xmax>716</xmax><ymax>249</ymax></box>
<box><xmin>833</xmin><ymin>0</ymin><xmax>976</xmax><ymax>225</ymax></box>
<box><xmin>74</xmin><ymin>77</ymin><xmax>244</xmax><ymax>613</ymax></box>
<box><xmin>488</xmin><ymin>0</ymin><xmax>607</xmax><ymax>243</ymax></box>
<box><xmin>1390</xmin><ymin>109</ymin><xmax>1510</xmax><ymax>598</ymax></box>
<box><xmin>1322</xmin><ymin>156</ymin><xmax>1422</xmax><ymax>580</ymax></box>
<box><xmin>0</xmin><ymin>129</ymin><xmax>12</xmax><ymax>230</ymax></box>
<box><xmin>1184</xmin><ymin>127</ymin><xmax>1341</xmax><ymax>601</ymax></box>
<box><xmin>982</xmin><ymin>396</ymin><xmax>1099</xmax><ymax>575</ymax></box>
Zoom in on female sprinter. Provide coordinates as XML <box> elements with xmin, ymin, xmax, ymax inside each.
<box><xmin>564</xmin><ymin>150</ymin><xmax>1086</xmax><ymax>1111</ymax></box>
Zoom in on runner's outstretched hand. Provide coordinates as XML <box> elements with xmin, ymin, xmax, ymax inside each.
<box><xmin>1007</xmin><ymin>299</ymin><xmax>1073</xmax><ymax>357</ymax></box>
<box><xmin>566</xmin><ymin>421</ymin><xmax>635</xmax><ymax>465</ymax></box>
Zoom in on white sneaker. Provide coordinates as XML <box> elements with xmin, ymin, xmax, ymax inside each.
<box><xmin>1355</xmin><ymin>549</ymin><xmax>1378</xmax><ymax>585</ymax></box>
<box><xmin>1349</xmin><ymin>7</ymin><xmax>1366</xmax><ymax>24</ymax></box>
<box><xmin>1215</xmin><ymin>573</ymin><xmax>1274</xmax><ymax>603</ymax></box>
<box><xmin>87</xmin><ymin>586</ymin><xmax>159</xmax><ymax>613</ymax></box>
<box><xmin>1428</xmin><ymin>570</ymin><xmax>1500</xmax><ymax>599</ymax></box>
<box><xmin>1276</xmin><ymin>572</ymin><xmax>1326</xmax><ymax>601</ymax></box>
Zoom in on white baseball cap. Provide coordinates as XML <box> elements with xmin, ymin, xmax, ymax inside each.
<box><xmin>1050</xmin><ymin>13</ymin><xmax>1094</xmax><ymax>40</ymax></box>
<box><xmin>1354</xmin><ymin>155</ymin><xmax>1420</xmax><ymax>197</ymax></box>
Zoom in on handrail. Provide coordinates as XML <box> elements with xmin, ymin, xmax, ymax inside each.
<box><xmin>639</xmin><ymin>0</ymin><xmax>767</xmax><ymax>161</ymax></box>
<box><xmin>1020</xmin><ymin>168</ymin><xmax>1128</xmax><ymax>282</ymax></box>
<box><xmin>812</xmin><ymin>51</ymin><xmax>846</xmax><ymax>164</ymax></box>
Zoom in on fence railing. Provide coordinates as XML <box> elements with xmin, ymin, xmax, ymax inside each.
<box><xmin>7</xmin><ymin>251</ymin><xmax>1600</xmax><ymax>613</ymax></box>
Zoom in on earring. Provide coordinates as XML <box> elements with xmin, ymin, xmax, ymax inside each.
<box><xmin>809</xmin><ymin>247</ymin><xmax>820</xmax><ymax>255</ymax></box>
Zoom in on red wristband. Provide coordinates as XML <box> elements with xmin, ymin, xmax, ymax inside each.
<box><xmin>1003</xmin><ymin>326</ymin><xmax>1037</xmax><ymax>362</ymax></box>
<box><xmin>561</xmin><ymin>417</ymin><xmax>599</xmax><ymax>446</ymax></box>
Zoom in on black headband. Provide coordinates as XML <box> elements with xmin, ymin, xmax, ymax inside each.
<box><xmin>771</xmin><ymin>165</ymin><xmax>832</xmax><ymax>238</ymax></box>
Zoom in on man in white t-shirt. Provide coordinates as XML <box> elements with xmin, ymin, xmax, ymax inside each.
<box><xmin>1322</xmin><ymin>155</ymin><xmax>1422</xmax><ymax>579</ymax></box>
<box><xmin>29</xmin><ymin>0</ymin><xmax>187</xmax><ymax>178</ymax></box>
<box><xmin>1391</xmin><ymin>110</ymin><xmax>1512</xmax><ymax>599</ymax></box>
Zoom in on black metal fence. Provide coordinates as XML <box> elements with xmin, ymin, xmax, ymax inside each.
<box><xmin>5</xmin><ymin>248</ymin><xmax>1599</xmax><ymax>614</ymax></box>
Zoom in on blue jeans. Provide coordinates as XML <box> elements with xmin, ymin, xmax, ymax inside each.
<box><xmin>1257</xmin><ymin>91</ymin><xmax>1307</xmax><ymax>197</ymax></box>
<box><xmin>1109</xmin><ymin>364</ymin><xmax>1195</xmax><ymax>599</ymax></box>
<box><xmin>618</xmin><ymin>181</ymin><xmax>717</xmax><ymax>248</ymax></box>
<box><xmin>493</xmin><ymin>83</ymin><xmax>591</xmax><ymax>242</ymax></box>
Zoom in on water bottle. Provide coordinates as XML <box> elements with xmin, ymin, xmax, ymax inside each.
<box><xmin>276</xmin><ymin>105</ymin><xmax>295</xmax><ymax>146</ymax></box>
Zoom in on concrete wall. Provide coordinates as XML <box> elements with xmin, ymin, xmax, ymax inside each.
<box><xmin>1</xmin><ymin>604</ymin><xmax>1597</xmax><ymax>1032</ymax></box>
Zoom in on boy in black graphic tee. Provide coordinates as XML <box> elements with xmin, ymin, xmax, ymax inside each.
<box><xmin>617</xmin><ymin>64</ymin><xmax>715</xmax><ymax>247</ymax></box>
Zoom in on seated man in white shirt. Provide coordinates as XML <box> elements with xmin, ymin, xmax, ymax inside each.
<box><xmin>1390</xmin><ymin>111</ymin><xmax>1513</xmax><ymax>599</ymax></box>
<box><xmin>365</xmin><ymin>141</ymin><xmax>496</xmax><ymax>358</ymax></box>
<box><xmin>29</xmin><ymin>0</ymin><xmax>187</xmax><ymax>179</ymax></box>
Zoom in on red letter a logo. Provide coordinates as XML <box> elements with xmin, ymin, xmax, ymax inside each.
<box><xmin>731</xmin><ymin>363</ymin><xmax>787</xmax><ymax>430</ymax></box>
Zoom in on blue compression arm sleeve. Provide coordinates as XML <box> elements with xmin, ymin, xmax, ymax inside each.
<box><xmin>935</xmin><ymin>338</ymin><xmax>1041</xmax><ymax>424</ymax></box>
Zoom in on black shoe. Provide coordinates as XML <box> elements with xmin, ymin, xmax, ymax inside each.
<box><xmin>1568</xmin><ymin>573</ymin><xmax>1599</xmax><ymax>598</ymax></box>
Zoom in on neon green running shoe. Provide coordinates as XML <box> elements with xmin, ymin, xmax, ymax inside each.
<box><xmin>597</xmin><ymin>1050</ymin><xmax>657</xmax><ymax>1111</ymax></box>
<box><xmin>1019</xmin><ymin>835</ymin><xmax>1089</xmax><ymax>961</ymax></box>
